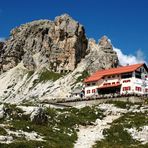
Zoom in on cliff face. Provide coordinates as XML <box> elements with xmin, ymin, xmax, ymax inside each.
<box><xmin>86</xmin><ymin>36</ymin><xmax>118</xmax><ymax>73</ymax></box>
<box><xmin>0</xmin><ymin>42</ymin><xmax>4</xmax><ymax>50</ymax></box>
<box><xmin>0</xmin><ymin>14</ymin><xmax>119</xmax><ymax>103</ymax></box>
<box><xmin>1</xmin><ymin>14</ymin><xmax>88</xmax><ymax>73</ymax></box>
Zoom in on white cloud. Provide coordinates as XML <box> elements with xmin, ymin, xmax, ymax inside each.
<box><xmin>113</xmin><ymin>47</ymin><xmax>146</xmax><ymax>66</ymax></box>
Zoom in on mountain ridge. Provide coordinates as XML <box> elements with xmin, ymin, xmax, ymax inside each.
<box><xmin>0</xmin><ymin>14</ymin><xmax>118</xmax><ymax>103</ymax></box>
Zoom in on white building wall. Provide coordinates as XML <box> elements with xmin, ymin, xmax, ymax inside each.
<box><xmin>85</xmin><ymin>85</ymin><xmax>98</xmax><ymax>97</ymax></box>
<box><xmin>99</xmin><ymin>75</ymin><xmax>121</xmax><ymax>88</ymax></box>
<box><xmin>120</xmin><ymin>77</ymin><xmax>134</xmax><ymax>94</ymax></box>
<box><xmin>120</xmin><ymin>77</ymin><xmax>148</xmax><ymax>95</ymax></box>
<box><xmin>84</xmin><ymin>65</ymin><xmax>148</xmax><ymax>97</ymax></box>
<box><xmin>133</xmin><ymin>77</ymin><xmax>144</xmax><ymax>94</ymax></box>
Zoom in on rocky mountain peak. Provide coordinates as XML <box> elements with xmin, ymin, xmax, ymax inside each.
<box><xmin>98</xmin><ymin>35</ymin><xmax>112</xmax><ymax>49</ymax></box>
<box><xmin>54</xmin><ymin>13</ymin><xmax>74</xmax><ymax>23</ymax></box>
<box><xmin>54</xmin><ymin>13</ymin><xmax>84</xmax><ymax>38</ymax></box>
<box><xmin>0</xmin><ymin>14</ymin><xmax>119</xmax><ymax>103</ymax></box>
<box><xmin>85</xmin><ymin>37</ymin><xmax>118</xmax><ymax>74</ymax></box>
<box><xmin>0</xmin><ymin>14</ymin><xmax>88</xmax><ymax>73</ymax></box>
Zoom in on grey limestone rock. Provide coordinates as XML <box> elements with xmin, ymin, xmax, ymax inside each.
<box><xmin>85</xmin><ymin>36</ymin><xmax>119</xmax><ymax>74</ymax></box>
<box><xmin>30</xmin><ymin>107</ymin><xmax>48</xmax><ymax>124</ymax></box>
<box><xmin>0</xmin><ymin>14</ymin><xmax>88</xmax><ymax>73</ymax></box>
<box><xmin>0</xmin><ymin>14</ymin><xmax>119</xmax><ymax>103</ymax></box>
<box><xmin>0</xmin><ymin>104</ymin><xmax>4</xmax><ymax>119</ymax></box>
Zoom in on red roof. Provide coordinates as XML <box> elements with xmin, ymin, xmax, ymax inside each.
<box><xmin>84</xmin><ymin>63</ymin><xmax>144</xmax><ymax>83</ymax></box>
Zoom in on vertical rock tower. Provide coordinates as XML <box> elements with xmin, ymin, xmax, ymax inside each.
<box><xmin>85</xmin><ymin>36</ymin><xmax>119</xmax><ymax>73</ymax></box>
<box><xmin>0</xmin><ymin>14</ymin><xmax>88</xmax><ymax>73</ymax></box>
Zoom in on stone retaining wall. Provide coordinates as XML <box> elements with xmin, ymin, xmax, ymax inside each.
<box><xmin>58</xmin><ymin>96</ymin><xmax>146</xmax><ymax>107</ymax></box>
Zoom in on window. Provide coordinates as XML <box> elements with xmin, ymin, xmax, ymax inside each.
<box><xmin>112</xmin><ymin>75</ymin><xmax>115</xmax><ymax>78</ymax></box>
<box><xmin>87</xmin><ymin>84</ymin><xmax>90</xmax><ymax>86</ymax></box>
<box><xmin>123</xmin><ymin>86</ymin><xmax>131</xmax><ymax>91</ymax></box>
<box><xmin>140</xmin><ymin>68</ymin><xmax>144</xmax><ymax>73</ymax></box>
<box><xmin>135</xmin><ymin>71</ymin><xmax>142</xmax><ymax>79</ymax></box>
<box><xmin>128</xmin><ymin>87</ymin><xmax>131</xmax><ymax>91</ymax></box>
<box><xmin>112</xmin><ymin>82</ymin><xmax>115</xmax><ymax>85</ymax></box>
<box><xmin>92</xmin><ymin>83</ymin><xmax>96</xmax><ymax>86</ymax></box>
<box><xmin>103</xmin><ymin>83</ymin><xmax>111</xmax><ymax>86</ymax></box>
<box><xmin>145</xmin><ymin>89</ymin><xmax>148</xmax><ymax>92</ymax></box>
<box><xmin>87</xmin><ymin>90</ymin><xmax>90</xmax><ymax>94</ymax></box>
<box><xmin>135</xmin><ymin>87</ymin><xmax>142</xmax><ymax>92</ymax></box>
<box><xmin>92</xmin><ymin>89</ymin><xmax>96</xmax><ymax>93</ymax></box>
<box><xmin>123</xmin><ymin>80</ymin><xmax>131</xmax><ymax>83</ymax></box>
<box><xmin>121</xmin><ymin>73</ymin><xmax>132</xmax><ymax>79</ymax></box>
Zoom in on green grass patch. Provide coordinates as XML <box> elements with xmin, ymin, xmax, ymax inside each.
<box><xmin>0</xmin><ymin>127</ymin><xmax>7</xmax><ymax>135</ymax></box>
<box><xmin>0</xmin><ymin>141</ymin><xmax>51</xmax><ymax>148</ymax></box>
<box><xmin>93</xmin><ymin>111</ymin><xmax>148</xmax><ymax>148</ymax></box>
<box><xmin>32</xmin><ymin>69</ymin><xmax>64</xmax><ymax>85</ymax></box>
<box><xmin>114</xmin><ymin>112</ymin><xmax>148</xmax><ymax>129</ymax></box>
<box><xmin>56</xmin><ymin>106</ymin><xmax>104</xmax><ymax>126</ymax></box>
<box><xmin>3</xmin><ymin>103</ymin><xmax>24</xmax><ymax>120</ymax></box>
<box><xmin>27</xmin><ymin>70</ymin><xmax>34</xmax><ymax>78</ymax></box>
<box><xmin>107</xmin><ymin>100</ymin><xmax>142</xmax><ymax>109</ymax></box>
<box><xmin>93</xmin><ymin>124</ymin><xmax>143</xmax><ymax>148</ymax></box>
<box><xmin>0</xmin><ymin>104</ymin><xmax>105</xmax><ymax>148</ymax></box>
<box><xmin>76</xmin><ymin>70</ymin><xmax>89</xmax><ymax>83</ymax></box>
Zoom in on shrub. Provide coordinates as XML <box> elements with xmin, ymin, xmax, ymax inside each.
<box><xmin>107</xmin><ymin>100</ymin><xmax>142</xmax><ymax>109</ymax></box>
<box><xmin>27</xmin><ymin>70</ymin><xmax>34</xmax><ymax>78</ymax></box>
<box><xmin>0</xmin><ymin>127</ymin><xmax>7</xmax><ymax>135</ymax></box>
<box><xmin>76</xmin><ymin>70</ymin><xmax>89</xmax><ymax>83</ymax></box>
<box><xmin>38</xmin><ymin>69</ymin><xmax>63</xmax><ymax>82</ymax></box>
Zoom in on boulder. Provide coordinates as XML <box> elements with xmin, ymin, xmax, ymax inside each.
<box><xmin>30</xmin><ymin>107</ymin><xmax>48</xmax><ymax>124</ymax></box>
<box><xmin>0</xmin><ymin>104</ymin><xmax>5</xmax><ymax>119</ymax></box>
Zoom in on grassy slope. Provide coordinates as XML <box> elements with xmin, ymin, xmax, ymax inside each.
<box><xmin>0</xmin><ymin>101</ymin><xmax>148</xmax><ymax>148</ymax></box>
<box><xmin>0</xmin><ymin>104</ymin><xmax>104</xmax><ymax>148</ymax></box>
<box><xmin>93</xmin><ymin>101</ymin><xmax>148</xmax><ymax>148</ymax></box>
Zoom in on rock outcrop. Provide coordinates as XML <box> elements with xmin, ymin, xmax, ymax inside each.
<box><xmin>0</xmin><ymin>14</ymin><xmax>119</xmax><ymax>103</ymax></box>
<box><xmin>30</xmin><ymin>107</ymin><xmax>48</xmax><ymax>124</ymax></box>
<box><xmin>0</xmin><ymin>104</ymin><xmax>4</xmax><ymax>119</ymax></box>
<box><xmin>0</xmin><ymin>42</ymin><xmax>4</xmax><ymax>72</ymax></box>
<box><xmin>84</xmin><ymin>36</ymin><xmax>118</xmax><ymax>73</ymax></box>
<box><xmin>1</xmin><ymin>14</ymin><xmax>88</xmax><ymax>73</ymax></box>
<box><xmin>0</xmin><ymin>42</ymin><xmax>4</xmax><ymax>50</ymax></box>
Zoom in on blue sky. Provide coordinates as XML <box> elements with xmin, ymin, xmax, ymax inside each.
<box><xmin>0</xmin><ymin>0</ymin><xmax>148</xmax><ymax>63</ymax></box>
